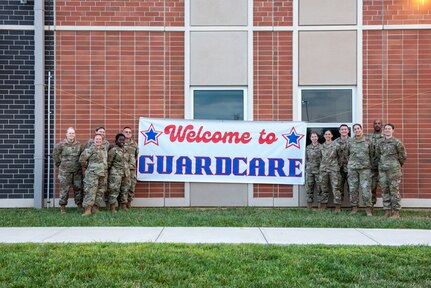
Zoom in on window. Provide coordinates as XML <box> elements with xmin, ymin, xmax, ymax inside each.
<box><xmin>301</xmin><ymin>88</ymin><xmax>353</xmax><ymax>123</ymax></box>
<box><xmin>192</xmin><ymin>88</ymin><xmax>246</xmax><ymax>120</ymax></box>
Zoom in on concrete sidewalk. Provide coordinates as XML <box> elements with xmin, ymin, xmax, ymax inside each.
<box><xmin>1</xmin><ymin>227</ymin><xmax>430</xmax><ymax>246</ymax></box>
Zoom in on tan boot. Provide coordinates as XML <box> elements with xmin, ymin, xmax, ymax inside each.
<box><xmin>120</xmin><ymin>203</ymin><xmax>128</xmax><ymax>211</ymax></box>
<box><xmin>110</xmin><ymin>203</ymin><xmax>117</xmax><ymax>214</ymax></box>
<box><xmin>318</xmin><ymin>203</ymin><xmax>327</xmax><ymax>210</ymax></box>
<box><xmin>365</xmin><ymin>207</ymin><xmax>373</xmax><ymax>217</ymax></box>
<box><xmin>60</xmin><ymin>205</ymin><xmax>66</xmax><ymax>214</ymax></box>
<box><xmin>126</xmin><ymin>201</ymin><xmax>132</xmax><ymax>209</ymax></box>
<box><xmin>82</xmin><ymin>206</ymin><xmax>92</xmax><ymax>216</ymax></box>
<box><xmin>91</xmin><ymin>205</ymin><xmax>100</xmax><ymax>214</ymax></box>
<box><xmin>350</xmin><ymin>206</ymin><xmax>358</xmax><ymax>215</ymax></box>
<box><xmin>384</xmin><ymin>210</ymin><xmax>392</xmax><ymax>218</ymax></box>
<box><xmin>306</xmin><ymin>202</ymin><xmax>312</xmax><ymax>209</ymax></box>
<box><xmin>76</xmin><ymin>203</ymin><xmax>84</xmax><ymax>212</ymax></box>
<box><xmin>335</xmin><ymin>204</ymin><xmax>341</xmax><ymax>213</ymax></box>
<box><xmin>391</xmin><ymin>210</ymin><xmax>400</xmax><ymax>219</ymax></box>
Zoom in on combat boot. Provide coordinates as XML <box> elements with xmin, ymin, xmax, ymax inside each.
<box><xmin>60</xmin><ymin>205</ymin><xmax>66</xmax><ymax>214</ymax></box>
<box><xmin>384</xmin><ymin>210</ymin><xmax>392</xmax><ymax>218</ymax></box>
<box><xmin>82</xmin><ymin>206</ymin><xmax>92</xmax><ymax>217</ymax></box>
<box><xmin>350</xmin><ymin>206</ymin><xmax>358</xmax><ymax>215</ymax></box>
<box><xmin>92</xmin><ymin>205</ymin><xmax>100</xmax><ymax>214</ymax></box>
<box><xmin>335</xmin><ymin>204</ymin><xmax>341</xmax><ymax>213</ymax></box>
<box><xmin>76</xmin><ymin>203</ymin><xmax>84</xmax><ymax>212</ymax></box>
<box><xmin>318</xmin><ymin>203</ymin><xmax>326</xmax><ymax>210</ymax></box>
<box><xmin>126</xmin><ymin>201</ymin><xmax>132</xmax><ymax>209</ymax></box>
<box><xmin>391</xmin><ymin>210</ymin><xmax>400</xmax><ymax>219</ymax></box>
<box><xmin>365</xmin><ymin>207</ymin><xmax>373</xmax><ymax>217</ymax></box>
<box><xmin>110</xmin><ymin>203</ymin><xmax>117</xmax><ymax>214</ymax></box>
<box><xmin>120</xmin><ymin>203</ymin><xmax>128</xmax><ymax>211</ymax></box>
<box><xmin>306</xmin><ymin>202</ymin><xmax>312</xmax><ymax>209</ymax></box>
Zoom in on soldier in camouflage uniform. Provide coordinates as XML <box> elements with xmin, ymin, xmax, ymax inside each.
<box><xmin>107</xmin><ymin>133</ymin><xmax>132</xmax><ymax>213</ymax></box>
<box><xmin>122</xmin><ymin>127</ymin><xmax>139</xmax><ymax>209</ymax></box>
<box><xmin>346</xmin><ymin>124</ymin><xmax>374</xmax><ymax>216</ymax></box>
<box><xmin>85</xmin><ymin>126</ymin><xmax>110</xmax><ymax>210</ymax></box>
<box><xmin>79</xmin><ymin>134</ymin><xmax>108</xmax><ymax>216</ymax></box>
<box><xmin>305</xmin><ymin>131</ymin><xmax>322</xmax><ymax>209</ymax></box>
<box><xmin>319</xmin><ymin>130</ymin><xmax>342</xmax><ymax>211</ymax></box>
<box><xmin>376</xmin><ymin>123</ymin><xmax>407</xmax><ymax>218</ymax></box>
<box><xmin>53</xmin><ymin>127</ymin><xmax>84</xmax><ymax>214</ymax></box>
<box><xmin>367</xmin><ymin>119</ymin><xmax>384</xmax><ymax>207</ymax></box>
<box><xmin>333</xmin><ymin>124</ymin><xmax>351</xmax><ymax>207</ymax></box>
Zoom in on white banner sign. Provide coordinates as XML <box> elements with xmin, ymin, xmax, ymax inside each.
<box><xmin>137</xmin><ymin>118</ymin><xmax>307</xmax><ymax>185</ymax></box>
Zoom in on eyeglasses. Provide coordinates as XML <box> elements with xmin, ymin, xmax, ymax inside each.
<box><xmin>124</xmin><ymin>131</ymin><xmax>132</xmax><ymax>134</ymax></box>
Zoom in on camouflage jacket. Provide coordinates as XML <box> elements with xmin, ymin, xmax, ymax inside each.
<box><xmin>346</xmin><ymin>136</ymin><xmax>374</xmax><ymax>170</ymax></box>
<box><xmin>124</xmin><ymin>139</ymin><xmax>139</xmax><ymax>170</ymax></box>
<box><xmin>320</xmin><ymin>141</ymin><xmax>341</xmax><ymax>173</ymax></box>
<box><xmin>53</xmin><ymin>138</ymin><xmax>83</xmax><ymax>172</ymax></box>
<box><xmin>367</xmin><ymin>133</ymin><xmax>385</xmax><ymax>170</ymax></box>
<box><xmin>376</xmin><ymin>137</ymin><xmax>407</xmax><ymax>171</ymax></box>
<box><xmin>333</xmin><ymin>137</ymin><xmax>351</xmax><ymax>172</ymax></box>
<box><xmin>305</xmin><ymin>143</ymin><xmax>322</xmax><ymax>173</ymax></box>
<box><xmin>108</xmin><ymin>145</ymin><xmax>131</xmax><ymax>177</ymax></box>
<box><xmin>79</xmin><ymin>145</ymin><xmax>108</xmax><ymax>176</ymax></box>
<box><xmin>85</xmin><ymin>138</ymin><xmax>110</xmax><ymax>152</ymax></box>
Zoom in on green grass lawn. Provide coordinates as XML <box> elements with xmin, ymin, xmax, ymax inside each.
<box><xmin>0</xmin><ymin>207</ymin><xmax>430</xmax><ymax>229</ymax></box>
<box><xmin>1</xmin><ymin>243</ymin><xmax>430</xmax><ymax>287</ymax></box>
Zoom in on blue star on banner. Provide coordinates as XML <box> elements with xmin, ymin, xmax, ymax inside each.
<box><xmin>141</xmin><ymin>124</ymin><xmax>162</xmax><ymax>146</ymax></box>
<box><xmin>282</xmin><ymin>127</ymin><xmax>305</xmax><ymax>149</ymax></box>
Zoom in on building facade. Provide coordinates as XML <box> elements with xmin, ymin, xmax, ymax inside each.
<box><xmin>1</xmin><ymin>0</ymin><xmax>430</xmax><ymax>208</ymax></box>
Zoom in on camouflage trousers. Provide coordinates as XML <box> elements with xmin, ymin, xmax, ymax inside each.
<box><xmin>319</xmin><ymin>170</ymin><xmax>342</xmax><ymax>204</ymax></box>
<box><xmin>379</xmin><ymin>168</ymin><xmax>402</xmax><ymax>211</ymax></box>
<box><xmin>109</xmin><ymin>170</ymin><xmax>131</xmax><ymax>205</ymax></box>
<box><xmin>305</xmin><ymin>171</ymin><xmax>320</xmax><ymax>203</ymax></box>
<box><xmin>348</xmin><ymin>168</ymin><xmax>372</xmax><ymax>207</ymax></box>
<box><xmin>127</xmin><ymin>169</ymin><xmax>137</xmax><ymax>202</ymax></box>
<box><xmin>58</xmin><ymin>169</ymin><xmax>83</xmax><ymax>206</ymax></box>
<box><xmin>370</xmin><ymin>169</ymin><xmax>379</xmax><ymax>205</ymax></box>
<box><xmin>83</xmin><ymin>171</ymin><xmax>105</xmax><ymax>207</ymax></box>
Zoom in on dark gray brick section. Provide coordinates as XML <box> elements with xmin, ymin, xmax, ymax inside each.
<box><xmin>0</xmin><ymin>0</ymin><xmax>34</xmax><ymax>25</ymax></box>
<box><xmin>0</xmin><ymin>30</ymin><xmax>35</xmax><ymax>198</ymax></box>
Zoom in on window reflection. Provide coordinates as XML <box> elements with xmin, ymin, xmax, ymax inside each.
<box><xmin>301</xmin><ymin>89</ymin><xmax>352</xmax><ymax>123</ymax></box>
<box><xmin>194</xmin><ymin>90</ymin><xmax>244</xmax><ymax>120</ymax></box>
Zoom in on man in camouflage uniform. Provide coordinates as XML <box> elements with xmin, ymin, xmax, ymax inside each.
<box><xmin>85</xmin><ymin>126</ymin><xmax>110</xmax><ymax>210</ymax></box>
<box><xmin>107</xmin><ymin>133</ymin><xmax>131</xmax><ymax>213</ymax></box>
<box><xmin>79</xmin><ymin>134</ymin><xmax>108</xmax><ymax>216</ymax></box>
<box><xmin>319</xmin><ymin>130</ymin><xmax>342</xmax><ymax>211</ymax></box>
<box><xmin>376</xmin><ymin>123</ymin><xmax>407</xmax><ymax>218</ymax></box>
<box><xmin>334</xmin><ymin>124</ymin><xmax>351</xmax><ymax>206</ymax></box>
<box><xmin>346</xmin><ymin>124</ymin><xmax>374</xmax><ymax>216</ymax></box>
<box><xmin>367</xmin><ymin>119</ymin><xmax>385</xmax><ymax>208</ymax></box>
<box><xmin>122</xmin><ymin>126</ymin><xmax>139</xmax><ymax>208</ymax></box>
<box><xmin>53</xmin><ymin>127</ymin><xmax>84</xmax><ymax>214</ymax></box>
<box><xmin>305</xmin><ymin>131</ymin><xmax>322</xmax><ymax>209</ymax></box>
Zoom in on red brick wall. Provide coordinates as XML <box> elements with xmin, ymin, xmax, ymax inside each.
<box><xmin>253</xmin><ymin>31</ymin><xmax>293</xmax><ymax>198</ymax></box>
<box><xmin>56</xmin><ymin>0</ymin><xmax>184</xmax><ymax>26</ymax></box>
<box><xmin>55</xmin><ymin>31</ymin><xmax>185</xmax><ymax>199</ymax></box>
<box><xmin>363</xmin><ymin>29</ymin><xmax>431</xmax><ymax>199</ymax></box>
<box><xmin>364</xmin><ymin>0</ymin><xmax>431</xmax><ymax>25</ymax></box>
<box><xmin>254</xmin><ymin>0</ymin><xmax>292</xmax><ymax>26</ymax></box>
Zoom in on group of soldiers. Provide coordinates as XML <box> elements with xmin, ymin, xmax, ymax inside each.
<box><xmin>53</xmin><ymin>126</ymin><xmax>139</xmax><ymax>216</ymax></box>
<box><xmin>305</xmin><ymin>120</ymin><xmax>407</xmax><ymax>218</ymax></box>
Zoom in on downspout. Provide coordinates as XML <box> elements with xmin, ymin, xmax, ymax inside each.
<box><xmin>34</xmin><ymin>0</ymin><xmax>45</xmax><ymax>208</ymax></box>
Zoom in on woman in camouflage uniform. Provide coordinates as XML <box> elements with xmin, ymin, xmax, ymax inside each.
<box><xmin>305</xmin><ymin>131</ymin><xmax>322</xmax><ymax>209</ymax></box>
<box><xmin>107</xmin><ymin>133</ymin><xmax>131</xmax><ymax>214</ymax></box>
<box><xmin>79</xmin><ymin>134</ymin><xmax>108</xmax><ymax>216</ymax></box>
<box><xmin>376</xmin><ymin>123</ymin><xmax>407</xmax><ymax>218</ymax></box>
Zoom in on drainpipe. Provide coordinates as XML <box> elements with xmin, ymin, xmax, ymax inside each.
<box><xmin>34</xmin><ymin>0</ymin><xmax>45</xmax><ymax>208</ymax></box>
